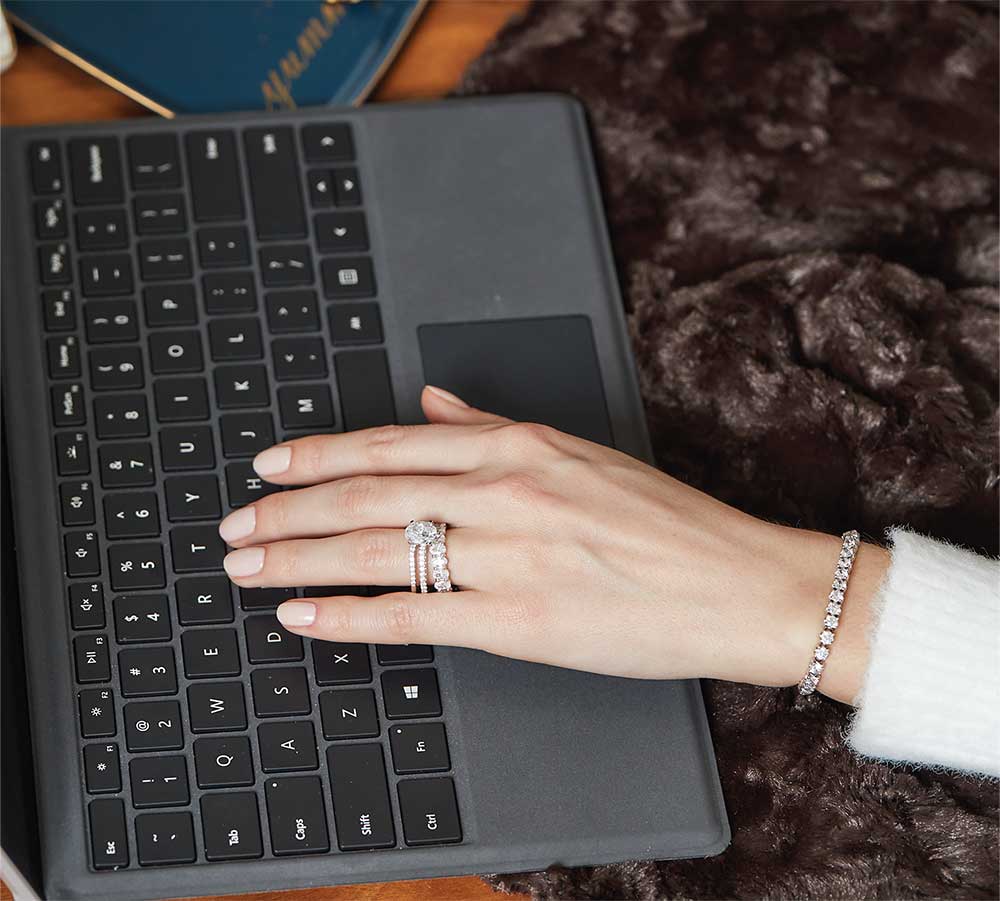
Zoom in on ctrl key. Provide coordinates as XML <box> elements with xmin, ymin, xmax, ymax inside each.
<box><xmin>264</xmin><ymin>776</ymin><xmax>329</xmax><ymax>855</ymax></box>
<box><xmin>398</xmin><ymin>778</ymin><xmax>462</xmax><ymax>846</ymax></box>
<box><xmin>89</xmin><ymin>798</ymin><xmax>129</xmax><ymax>869</ymax></box>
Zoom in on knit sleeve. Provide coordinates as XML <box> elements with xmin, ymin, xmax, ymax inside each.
<box><xmin>846</xmin><ymin>528</ymin><xmax>1000</xmax><ymax>777</ymax></box>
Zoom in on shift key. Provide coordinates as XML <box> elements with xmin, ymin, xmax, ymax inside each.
<box><xmin>327</xmin><ymin>744</ymin><xmax>395</xmax><ymax>850</ymax></box>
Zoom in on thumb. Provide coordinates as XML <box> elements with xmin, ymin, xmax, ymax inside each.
<box><xmin>421</xmin><ymin>385</ymin><xmax>511</xmax><ymax>425</ymax></box>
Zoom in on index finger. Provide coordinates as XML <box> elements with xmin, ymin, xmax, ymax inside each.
<box><xmin>252</xmin><ymin>423</ymin><xmax>502</xmax><ymax>485</ymax></box>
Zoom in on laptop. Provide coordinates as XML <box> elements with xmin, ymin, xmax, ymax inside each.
<box><xmin>1</xmin><ymin>96</ymin><xmax>728</xmax><ymax>900</ymax></box>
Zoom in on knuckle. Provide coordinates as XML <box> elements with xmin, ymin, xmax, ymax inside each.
<box><xmin>292</xmin><ymin>436</ymin><xmax>327</xmax><ymax>478</ymax></box>
<box><xmin>492</xmin><ymin>470</ymin><xmax>547</xmax><ymax>507</ymax></box>
<box><xmin>337</xmin><ymin>475</ymin><xmax>382</xmax><ymax>518</ymax></box>
<box><xmin>272</xmin><ymin>544</ymin><xmax>300</xmax><ymax>583</ymax></box>
<box><xmin>355</xmin><ymin>531</ymin><xmax>395</xmax><ymax>577</ymax></box>
<box><xmin>362</xmin><ymin>424</ymin><xmax>409</xmax><ymax>464</ymax></box>
<box><xmin>380</xmin><ymin>599</ymin><xmax>417</xmax><ymax>643</ymax></box>
<box><xmin>255</xmin><ymin>492</ymin><xmax>288</xmax><ymax>536</ymax></box>
<box><xmin>501</xmin><ymin>421</ymin><xmax>562</xmax><ymax>456</ymax></box>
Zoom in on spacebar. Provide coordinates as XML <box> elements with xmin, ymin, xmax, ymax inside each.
<box><xmin>334</xmin><ymin>350</ymin><xmax>396</xmax><ymax>431</ymax></box>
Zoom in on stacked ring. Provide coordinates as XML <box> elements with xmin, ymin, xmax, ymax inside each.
<box><xmin>405</xmin><ymin>520</ymin><xmax>453</xmax><ymax>593</ymax></box>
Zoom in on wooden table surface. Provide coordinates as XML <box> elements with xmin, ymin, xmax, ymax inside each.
<box><xmin>0</xmin><ymin>3</ymin><xmax>528</xmax><ymax>900</ymax></box>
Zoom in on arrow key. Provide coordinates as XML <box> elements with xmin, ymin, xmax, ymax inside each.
<box><xmin>332</xmin><ymin>167</ymin><xmax>361</xmax><ymax>206</ymax></box>
<box><xmin>315</xmin><ymin>211</ymin><xmax>368</xmax><ymax>253</ymax></box>
<box><xmin>165</xmin><ymin>474</ymin><xmax>221</xmax><ymax>522</ymax></box>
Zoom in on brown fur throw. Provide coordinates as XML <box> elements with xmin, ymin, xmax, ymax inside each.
<box><xmin>455</xmin><ymin>2</ymin><xmax>1000</xmax><ymax>898</ymax></box>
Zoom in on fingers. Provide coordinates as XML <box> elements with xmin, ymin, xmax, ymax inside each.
<box><xmin>421</xmin><ymin>385</ymin><xmax>511</xmax><ymax>426</ymax></box>
<box><xmin>219</xmin><ymin>473</ymin><xmax>475</xmax><ymax>547</ymax></box>
<box><xmin>223</xmin><ymin>527</ymin><xmax>479</xmax><ymax>589</ymax></box>
<box><xmin>274</xmin><ymin>589</ymin><xmax>502</xmax><ymax>651</ymax></box>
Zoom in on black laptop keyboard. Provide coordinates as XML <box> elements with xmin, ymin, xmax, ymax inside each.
<box><xmin>28</xmin><ymin>125</ymin><xmax>461</xmax><ymax>869</ymax></box>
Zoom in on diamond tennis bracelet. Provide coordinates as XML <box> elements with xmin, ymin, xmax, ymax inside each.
<box><xmin>798</xmin><ymin>530</ymin><xmax>860</xmax><ymax>696</ymax></box>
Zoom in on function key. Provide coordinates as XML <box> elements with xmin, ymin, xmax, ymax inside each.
<box><xmin>194</xmin><ymin>736</ymin><xmax>254</xmax><ymax>788</ymax></box>
<box><xmin>330</xmin><ymin>302</ymin><xmax>382</xmax><ymax>346</ymax></box>
<box><xmin>56</xmin><ymin>430</ymin><xmax>90</xmax><ymax>476</ymax></box>
<box><xmin>381</xmin><ymin>668</ymin><xmax>442</xmax><ymax>719</ymax></box>
<box><xmin>127</xmin><ymin>133</ymin><xmax>181</xmax><ymax>190</ymax></box>
<box><xmin>94</xmin><ymin>394</ymin><xmax>150</xmax><ymax>439</ymax></box>
<box><xmin>143</xmin><ymin>284</ymin><xmax>198</xmax><ymax>327</ymax></box>
<box><xmin>124</xmin><ymin>700</ymin><xmax>183</xmax><ymax>751</ymax></box>
<box><xmin>74</xmin><ymin>633</ymin><xmax>110</xmax><ymax>682</ymax></box>
<box><xmin>327</xmin><ymin>744</ymin><xmax>395</xmax><ymax>850</ymax></box>
<box><xmin>38</xmin><ymin>242</ymin><xmax>71</xmax><ymax>284</ymax></box>
<box><xmin>398</xmin><ymin>777</ymin><xmax>461</xmax><ymax>846</ymax></box>
<box><xmin>389</xmin><ymin>723</ymin><xmax>451</xmax><ymax>774</ymax></box>
<box><xmin>201</xmin><ymin>792</ymin><xmax>263</xmax><ymax>861</ymax></box>
<box><xmin>332</xmin><ymin>167</ymin><xmax>361</xmax><ymax>206</ymax></box>
<box><xmin>264</xmin><ymin>776</ymin><xmax>330</xmax><ymax>855</ymax></box>
<box><xmin>89</xmin><ymin>798</ymin><xmax>129</xmax><ymax>869</ymax></box>
<box><xmin>301</xmin><ymin>123</ymin><xmax>354</xmax><ymax>163</ymax></box>
<box><xmin>135</xmin><ymin>812</ymin><xmax>196</xmax><ymax>866</ymax></box>
<box><xmin>185</xmin><ymin>130</ymin><xmax>245</xmax><ymax>222</ymax></box>
<box><xmin>321</xmin><ymin>256</ymin><xmax>375</xmax><ymax>299</ymax></box>
<box><xmin>47</xmin><ymin>334</ymin><xmax>81</xmax><ymax>379</ymax></box>
<box><xmin>154</xmin><ymin>378</ymin><xmax>210</xmax><ymax>422</ymax></box>
<box><xmin>134</xmin><ymin>193</ymin><xmax>186</xmax><ymax>235</ymax></box>
<box><xmin>160</xmin><ymin>425</ymin><xmax>215</xmax><ymax>471</ymax></box>
<box><xmin>258</xmin><ymin>721</ymin><xmax>318</xmax><ymax>773</ymax></box>
<box><xmin>59</xmin><ymin>479</ymin><xmax>95</xmax><ymax>526</ymax></box>
<box><xmin>138</xmin><ymin>238</ymin><xmax>192</xmax><ymax>281</ymax></box>
<box><xmin>29</xmin><ymin>140</ymin><xmax>64</xmax><ymax>194</ymax></box>
<box><xmin>69</xmin><ymin>581</ymin><xmax>105</xmax><ymax>630</ymax></box>
<box><xmin>260</xmin><ymin>245</ymin><xmax>313</xmax><ymax>288</ymax></box>
<box><xmin>129</xmin><ymin>756</ymin><xmax>189</xmax><ymax>808</ymax></box>
<box><xmin>65</xmin><ymin>529</ymin><xmax>100</xmax><ymax>577</ymax></box>
<box><xmin>203</xmin><ymin>272</ymin><xmax>257</xmax><ymax>314</ymax></box>
<box><xmin>84</xmin><ymin>742</ymin><xmax>122</xmax><ymax>794</ymax></box>
<box><xmin>68</xmin><ymin>137</ymin><xmax>123</xmax><ymax>206</ymax></box>
<box><xmin>80</xmin><ymin>254</ymin><xmax>133</xmax><ymax>297</ymax></box>
<box><xmin>35</xmin><ymin>197</ymin><xmax>67</xmax><ymax>239</ymax></box>
<box><xmin>109</xmin><ymin>542</ymin><xmax>166</xmax><ymax>591</ymax></box>
<box><xmin>42</xmin><ymin>288</ymin><xmax>76</xmax><ymax>331</ymax></box>
<box><xmin>75</xmin><ymin>209</ymin><xmax>128</xmax><ymax>251</ymax></box>
<box><xmin>315</xmin><ymin>210</ymin><xmax>368</xmax><ymax>253</ymax></box>
<box><xmin>244</xmin><ymin>127</ymin><xmax>307</xmax><ymax>241</ymax></box>
<box><xmin>79</xmin><ymin>687</ymin><xmax>116</xmax><ymax>738</ymax></box>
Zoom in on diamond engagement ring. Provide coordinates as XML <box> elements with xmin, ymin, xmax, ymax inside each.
<box><xmin>405</xmin><ymin>520</ymin><xmax>453</xmax><ymax>593</ymax></box>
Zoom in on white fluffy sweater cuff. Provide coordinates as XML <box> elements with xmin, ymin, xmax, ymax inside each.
<box><xmin>846</xmin><ymin>528</ymin><xmax>1000</xmax><ymax>777</ymax></box>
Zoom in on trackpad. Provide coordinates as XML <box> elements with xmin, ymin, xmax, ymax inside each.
<box><xmin>418</xmin><ymin>316</ymin><xmax>612</xmax><ymax>446</ymax></box>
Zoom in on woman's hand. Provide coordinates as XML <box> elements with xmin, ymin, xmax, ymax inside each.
<box><xmin>219</xmin><ymin>386</ymin><xmax>888</xmax><ymax>703</ymax></box>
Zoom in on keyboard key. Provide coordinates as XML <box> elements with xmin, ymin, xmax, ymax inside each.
<box><xmin>266</xmin><ymin>290</ymin><xmax>320</xmax><ymax>333</ymax></box>
<box><xmin>42</xmin><ymin>287</ymin><xmax>76</xmax><ymax>331</ymax></box>
<box><xmin>124</xmin><ymin>700</ymin><xmax>183</xmax><ymax>751</ymax></box>
<box><xmin>332</xmin><ymin>167</ymin><xmax>362</xmax><ymax>206</ymax></box>
<box><xmin>201</xmin><ymin>792</ymin><xmax>263</xmax><ymax>860</ymax></box>
<box><xmin>165</xmin><ymin>474</ymin><xmax>221</xmax><ymax>521</ymax></box>
<box><xmin>160</xmin><ymin>426</ymin><xmax>215</xmax><ymax>471</ymax></box>
<box><xmin>119</xmin><ymin>647</ymin><xmax>177</xmax><ymax>697</ymax></box>
<box><xmin>321</xmin><ymin>256</ymin><xmax>375</xmax><ymax>298</ymax></box>
<box><xmin>245</xmin><ymin>615</ymin><xmax>303</xmax><ymax>663</ymax></box>
<box><xmin>65</xmin><ymin>530</ymin><xmax>100</xmax><ymax>577</ymax></box>
<box><xmin>389</xmin><ymin>723</ymin><xmax>451</xmax><ymax>774</ymax></box>
<box><xmin>149</xmin><ymin>330</ymin><xmax>203</xmax><ymax>374</ymax></box>
<box><xmin>313</xmin><ymin>642</ymin><xmax>370</xmax><ymax>685</ymax></box>
<box><xmin>272</xmin><ymin>337</ymin><xmax>327</xmax><ymax>381</ymax></box>
<box><xmin>182</xmin><ymin>629</ymin><xmax>240</xmax><ymax>678</ymax></box>
<box><xmin>320</xmin><ymin>689</ymin><xmax>378</xmax><ymax>740</ymax></box>
<box><xmin>89</xmin><ymin>346</ymin><xmax>144</xmax><ymax>391</ymax></box>
<box><xmin>56</xmin><ymin>430</ymin><xmax>90</xmax><ymax>476</ymax></box>
<box><xmin>209</xmin><ymin>318</ymin><xmax>262</xmax><ymax>361</ymax></box>
<box><xmin>105</xmin><ymin>492</ymin><xmax>160</xmax><ymax>539</ymax></box>
<box><xmin>35</xmin><ymin>196</ymin><xmax>67</xmax><ymax>239</ymax></box>
<box><xmin>75</xmin><ymin>209</ymin><xmax>128</xmax><ymax>250</ymax></box>
<box><xmin>154</xmin><ymin>377</ymin><xmax>210</xmax><ymax>421</ymax></box>
<box><xmin>220</xmin><ymin>413</ymin><xmax>274</xmax><ymax>458</ymax></box>
<box><xmin>109</xmin><ymin>543</ymin><xmax>166</xmax><ymax>591</ymax></box>
<box><xmin>176</xmin><ymin>575</ymin><xmax>233</xmax><ymax>625</ymax></box>
<box><xmin>194</xmin><ymin>736</ymin><xmax>253</xmax><ymax>787</ymax></box>
<box><xmin>376</xmin><ymin>644</ymin><xmax>433</xmax><ymax>666</ymax></box>
<box><xmin>128</xmin><ymin>133</ymin><xmax>181</xmax><ymax>190</ymax></box>
<box><xmin>144</xmin><ymin>283</ymin><xmax>198</xmax><ymax>327</ymax></box>
<box><xmin>302</xmin><ymin>123</ymin><xmax>354</xmax><ymax>163</ymax></box>
<box><xmin>60</xmin><ymin>480</ymin><xmax>95</xmax><ymax>526</ymax></box>
<box><xmin>398</xmin><ymin>777</ymin><xmax>461</xmax><ymax>846</ymax></box>
<box><xmin>79</xmin><ymin>687</ymin><xmax>116</xmax><ymax>737</ymax></box>
<box><xmin>94</xmin><ymin>395</ymin><xmax>149</xmax><ymax>439</ymax></box>
<box><xmin>264</xmin><ymin>776</ymin><xmax>330</xmax><ymax>855</ymax></box>
<box><xmin>260</xmin><ymin>245</ymin><xmax>313</xmax><ymax>287</ymax></box>
<box><xmin>185</xmin><ymin>130</ymin><xmax>244</xmax><ymax>222</ymax></box>
<box><xmin>214</xmin><ymin>365</ymin><xmax>269</xmax><ymax>409</ymax></box>
<box><xmin>84</xmin><ymin>298</ymin><xmax>138</xmax><ymax>343</ymax></box>
<box><xmin>239</xmin><ymin>586</ymin><xmax>295</xmax><ymax>610</ymax></box>
<box><xmin>327</xmin><ymin>744</ymin><xmax>395</xmax><ymax>850</ymax></box>
<box><xmin>188</xmin><ymin>682</ymin><xmax>247</xmax><ymax>732</ymax></box>
<box><xmin>252</xmin><ymin>668</ymin><xmax>310</xmax><ymax>717</ymax></box>
<box><xmin>258</xmin><ymin>721</ymin><xmax>318</xmax><ymax>772</ymax></box>
<box><xmin>69</xmin><ymin>581</ymin><xmax>105</xmax><ymax>630</ymax></box>
<box><xmin>139</xmin><ymin>238</ymin><xmax>192</xmax><ymax>281</ymax></box>
<box><xmin>170</xmin><ymin>525</ymin><xmax>226</xmax><ymax>572</ymax></box>
<box><xmin>225</xmin><ymin>462</ymin><xmax>280</xmax><ymax>507</ymax></box>
<box><xmin>80</xmin><ymin>253</ymin><xmax>133</xmax><ymax>296</ymax></box>
<box><xmin>130</xmin><ymin>756</ymin><xmax>188</xmax><ymax>808</ymax></box>
<box><xmin>84</xmin><ymin>742</ymin><xmax>122</xmax><ymax>793</ymax></box>
<box><xmin>134</xmin><ymin>193</ymin><xmax>186</xmax><ymax>236</ymax></box>
<box><xmin>51</xmin><ymin>383</ymin><xmax>85</xmax><ymax>427</ymax></box>
<box><xmin>74</xmin><ymin>634</ymin><xmax>110</xmax><ymax>683</ymax></box>
<box><xmin>277</xmin><ymin>384</ymin><xmax>334</xmax><ymax>431</ymax></box>
<box><xmin>381</xmin><ymin>669</ymin><xmax>441</xmax><ymax>719</ymax></box>
<box><xmin>335</xmin><ymin>350</ymin><xmax>396</xmax><ymax>431</ymax></box>
<box><xmin>98</xmin><ymin>442</ymin><xmax>154</xmax><ymax>488</ymax></box>
<box><xmin>39</xmin><ymin>241</ymin><xmax>71</xmax><ymax>284</ymax></box>
<box><xmin>135</xmin><ymin>811</ymin><xmax>195</xmax><ymax>865</ymax></box>
<box><xmin>89</xmin><ymin>798</ymin><xmax>129</xmax><ymax>869</ymax></box>
<box><xmin>330</xmin><ymin>302</ymin><xmax>382</xmax><ymax>345</ymax></box>
<box><xmin>244</xmin><ymin>127</ymin><xmax>307</xmax><ymax>240</ymax></box>
<box><xmin>307</xmin><ymin>170</ymin><xmax>334</xmax><ymax>207</ymax></box>
<box><xmin>29</xmin><ymin>140</ymin><xmax>64</xmax><ymax>193</ymax></box>
<box><xmin>69</xmin><ymin>137</ymin><xmax>123</xmax><ymax>205</ymax></box>
<box><xmin>114</xmin><ymin>594</ymin><xmax>171</xmax><ymax>643</ymax></box>
<box><xmin>198</xmin><ymin>225</ymin><xmax>251</xmax><ymax>267</ymax></box>
<box><xmin>315</xmin><ymin>211</ymin><xmax>368</xmax><ymax>253</ymax></box>
<box><xmin>203</xmin><ymin>271</ymin><xmax>257</xmax><ymax>314</ymax></box>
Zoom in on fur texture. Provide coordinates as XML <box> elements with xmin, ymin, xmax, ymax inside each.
<box><xmin>456</xmin><ymin>2</ymin><xmax>1000</xmax><ymax>898</ymax></box>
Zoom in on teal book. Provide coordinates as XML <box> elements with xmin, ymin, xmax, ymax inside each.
<box><xmin>4</xmin><ymin>0</ymin><xmax>424</xmax><ymax>115</ymax></box>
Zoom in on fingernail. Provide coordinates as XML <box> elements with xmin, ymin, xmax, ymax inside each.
<box><xmin>218</xmin><ymin>506</ymin><xmax>256</xmax><ymax>544</ymax></box>
<box><xmin>277</xmin><ymin>601</ymin><xmax>316</xmax><ymax>628</ymax></box>
<box><xmin>223</xmin><ymin>546</ymin><xmax>265</xmax><ymax>578</ymax></box>
<box><xmin>425</xmin><ymin>384</ymin><xmax>469</xmax><ymax>408</ymax></box>
<box><xmin>254</xmin><ymin>445</ymin><xmax>291</xmax><ymax>477</ymax></box>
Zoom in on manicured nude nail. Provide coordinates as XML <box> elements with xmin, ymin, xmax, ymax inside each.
<box><xmin>223</xmin><ymin>546</ymin><xmax>265</xmax><ymax>578</ymax></box>
<box><xmin>277</xmin><ymin>601</ymin><xmax>316</xmax><ymax>628</ymax></box>
<box><xmin>253</xmin><ymin>445</ymin><xmax>292</xmax><ymax>477</ymax></box>
<box><xmin>218</xmin><ymin>506</ymin><xmax>256</xmax><ymax>544</ymax></box>
<box><xmin>425</xmin><ymin>384</ymin><xmax>469</xmax><ymax>408</ymax></box>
